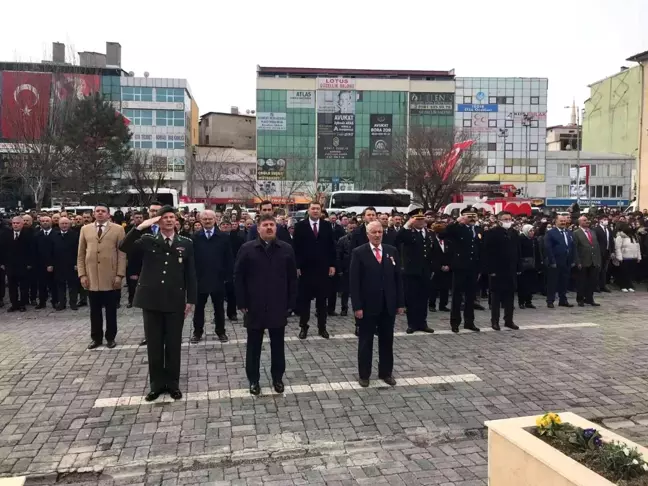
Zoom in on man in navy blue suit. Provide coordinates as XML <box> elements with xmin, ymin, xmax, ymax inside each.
<box><xmin>544</xmin><ymin>215</ymin><xmax>577</xmax><ymax>308</ymax></box>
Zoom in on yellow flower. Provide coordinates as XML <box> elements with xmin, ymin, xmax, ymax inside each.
<box><xmin>536</xmin><ymin>417</ymin><xmax>544</xmax><ymax>427</ymax></box>
<box><xmin>554</xmin><ymin>416</ymin><xmax>562</xmax><ymax>424</ymax></box>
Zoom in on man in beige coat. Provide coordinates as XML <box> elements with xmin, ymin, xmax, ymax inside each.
<box><xmin>77</xmin><ymin>203</ymin><xmax>127</xmax><ymax>349</ymax></box>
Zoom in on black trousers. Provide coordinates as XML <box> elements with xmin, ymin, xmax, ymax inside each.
<box><xmin>577</xmin><ymin>265</ymin><xmax>598</xmax><ymax>303</ymax></box>
<box><xmin>517</xmin><ymin>270</ymin><xmax>537</xmax><ymax>305</ymax></box>
<box><xmin>489</xmin><ymin>276</ymin><xmax>515</xmax><ymax>325</ymax></box>
<box><xmin>404</xmin><ymin>274</ymin><xmax>430</xmax><ymax>330</ymax></box>
<box><xmin>430</xmin><ymin>271</ymin><xmax>451</xmax><ymax>309</ymax></box>
<box><xmin>28</xmin><ymin>268</ymin><xmax>37</xmax><ymax>302</ymax></box>
<box><xmin>0</xmin><ymin>267</ymin><xmax>5</xmax><ymax>304</ymax></box>
<box><xmin>245</xmin><ymin>326</ymin><xmax>285</xmax><ymax>384</ymax></box>
<box><xmin>126</xmin><ymin>277</ymin><xmax>138</xmax><ymax>304</ymax></box>
<box><xmin>193</xmin><ymin>291</ymin><xmax>225</xmax><ymax>335</ymax></box>
<box><xmin>297</xmin><ymin>271</ymin><xmax>328</xmax><ymax>329</ymax></box>
<box><xmin>339</xmin><ymin>273</ymin><xmax>350</xmax><ymax>311</ymax></box>
<box><xmin>89</xmin><ymin>290</ymin><xmax>118</xmax><ymax>342</ymax></box>
<box><xmin>546</xmin><ymin>265</ymin><xmax>570</xmax><ymax>303</ymax></box>
<box><xmin>143</xmin><ymin>309</ymin><xmax>184</xmax><ymax>392</ymax></box>
<box><xmin>327</xmin><ymin>274</ymin><xmax>339</xmax><ymax>313</ymax></box>
<box><xmin>450</xmin><ymin>269</ymin><xmax>478</xmax><ymax>326</ymax></box>
<box><xmin>357</xmin><ymin>308</ymin><xmax>394</xmax><ymax>380</ymax></box>
<box><xmin>56</xmin><ymin>276</ymin><xmax>79</xmax><ymax>308</ymax></box>
<box><xmin>7</xmin><ymin>273</ymin><xmax>29</xmax><ymax>308</ymax></box>
<box><xmin>225</xmin><ymin>281</ymin><xmax>237</xmax><ymax>318</ymax></box>
<box><xmin>38</xmin><ymin>269</ymin><xmax>58</xmax><ymax>306</ymax></box>
<box><xmin>598</xmin><ymin>253</ymin><xmax>611</xmax><ymax>290</ymax></box>
<box><xmin>616</xmin><ymin>259</ymin><xmax>637</xmax><ymax>289</ymax></box>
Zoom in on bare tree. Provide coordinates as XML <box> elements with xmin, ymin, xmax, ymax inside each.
<box><xmin>120</xmin><ymin>150</ymin><xmax>169</xmax><ymax>205</ymax></box>
<box><xmin>191</xmin><ymin>147</ymin><xmax>245</xmax><ymax>206</ymax></box>
<box><xmin>383</xmin><ymin>127</ymin><xmax>485</xmax><ymax>211</ymax></box>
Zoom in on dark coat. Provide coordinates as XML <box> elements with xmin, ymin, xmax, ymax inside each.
<box><xmin>349</xmin><ymin>243</ymin><xmax>404</xmax><ymax>317</ymax></box>
<box><xmin>234</xmin><ymin>239</ymin><xmax>297</xmax><ymax>330</ymax></box>
<box><xmin>336</xmin><ymin>234</ymin><xmax>352</xmax><ymax>275</ymax></box>
<box><xmin>544</xmin><ymin>228</ymin><xmax>576</xmax><ymax>267</ymax></box>
<box><xmin>34</xmin><ymin>229</ymin><xmax>57</xmax><ymax>269</ymax></box>
<box><xmin>247</xmin><ymin>223</ymin><xmax>291</xmax><ymax>245</ymax></box>
<box><xmin>293</xmin><ymin>218</ymin><xmax>336</xmax><ymax>275</ymax></box>
<box><xmin>192</xmin><ymin>229</ymin><xmax>233</xmax><ymax>293</ymax></box>
<box><xmin>573</xmin><ymin>228</ymin><xmax>601</xmax><ymax>268</ymax></box>
<box><xmin>0</xmin><ymin>229</ymin><xmax>34</xmax><ymax>276</ymax></box>
<box><xmin>229</xmin><ymin>228</ymin><xmax>245</xmax><ymax>257</ymax></box>
<box><xmin>520</xmin><ymin>234</ymin><xmax>542</xmax><ymax>270</ymax></box>
<box><xmin>331</xmin><ymin>223</ymin><xmax>345</xmax><ymax>243</ymax></box>
<box><xmin>394</xmin><ymin>227</ymin><xmax>434</xmax><ymax>278</ymax></box>
<box><xmin>482</xmin><ymin>226</ymin><xmax>521</xmax><ymax>288</ymax></box>
<box><xmin>119</xmin><ymin>230</ymin><xmax>197</xmax><ymax>312</ymax></box>
<box><xmin>444</xmin><ymin>223</ymin><xmax>482</xmax><ymax>271</ymax></box>
<box><xmin>594</xmin><ymin>225</ymin><xmax>615</xmax><ymax>256</ymax></box>
<box><xmin>52</xmin><ymin>230</ymin><xmax>80</xmax><ymax>281</ymax></box>
<box><xmin>430</xmin><ymin>234</ymin><xmax>452</xmax><ymax>272</ymax></box>
<box><xmin>349</xmin><ymin>225</ymin><xmax>369</xmax><ymax>251</ymax></box>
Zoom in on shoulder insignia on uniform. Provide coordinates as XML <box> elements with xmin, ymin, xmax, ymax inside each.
<box><xmin>178</xmin><ymin>235</ymin><xmax>192</xmax><ymax>242</ymax></box>
<box><xmin>142</xmin><ymin>233</ymin><xmax>155</xmax><ymax>239</ymax></box>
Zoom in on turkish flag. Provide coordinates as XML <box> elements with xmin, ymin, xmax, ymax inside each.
<box><xmin>1</xmin><ymin>71</ymin><xmax>52</xmax><ymax>140</ymax></box>
<box><xmin>116</xmin><ymin>109</ymin><xmax>131</xmax><ymax>126</ymax></box>
<box><xmin>432</xmin><ymin>139</ymin><xmax>476</xmax><ymax>182</ymax></box>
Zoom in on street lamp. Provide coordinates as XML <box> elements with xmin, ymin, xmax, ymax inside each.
<box><xmin>521</xmin><ymin>113</ymin><xmax>534</xmax><ymax>198</ymax></box>
<box><xmin>498</xmin><ymin>128</ymin><xmax>509</xmax><ymax>181</ymax></box>
<box><xmin>564</xmin><ymin>104</ymin><xmax>583</xmax><ymax>204</ymax></box>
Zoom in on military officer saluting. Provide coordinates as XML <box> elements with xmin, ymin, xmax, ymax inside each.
<box><xmin>119</xmin><ymin>206</ymin><xmax>197</xmax><ymax>402</ymax></box>
<box><xmin>395</xmin><ymin>208</ymin><xmax>435</xmax><ymax>334</ymax></box>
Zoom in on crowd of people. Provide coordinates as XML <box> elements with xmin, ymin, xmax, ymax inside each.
<box><xmin>0</xmin><ymin>200</ymin><xmax>645</xmax><ymax>399</ymax></box>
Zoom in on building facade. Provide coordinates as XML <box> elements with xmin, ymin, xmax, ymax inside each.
<box><xmin>546</xmin><ymin>125</ymin><xmax>581</xmax><ymax>151</ymax></box>
<box><xmin>454</xmin><ymin>77</ymin><xmax>548</xmax><ymax>197</ymax></box>
<box><xmin>199</xmin><ymin>111</ymin><xmax>256</xmax><ymax>149</ymax></box>
<box><xmin>256</xmin><ymin>66</ymin><xmax>455</xmax><ymax>194</ymax></box>
<box><xmin>191</xmin><ymin>146</ymin><xmax>257</xmax><ymax>204</ymax></box>
<box><xmin>544</xmin><ymin>151</ymin><xmax>633</xmax><ymax>207</ymax></box>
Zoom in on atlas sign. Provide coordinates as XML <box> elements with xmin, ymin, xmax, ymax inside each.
<box><xmin>317</xmin><ymin>78</ymin><xmax>356</xmax><ymax>90</ymax></box>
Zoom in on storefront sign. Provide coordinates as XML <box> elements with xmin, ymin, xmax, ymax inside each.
<box><xmin>256</xmin><ymin>112</ymin><xmax>286</xmax><ymax>131</ymax></box>
<box><xmin>317</xmin><ymin>113</ymin><xmax>355</xmax><ymax>159</ymax></box>
<box><xmin>370</xmin><ymin>114</ymin><xmax>392</xmax><ymax>159</ymax></box>
<box><xmin>410</xmin><ymin>92</ymin><xmax>454</xmax><ymax>115</ymax></box>
<box><xmin>257</xmin><ymin>158</ymin><xmax>286</xmax><ymax>180</ymax></box>
<box><xmin>286</xmin><ymin>90</ymin><xmax>315</xmax><ymax>109</ymax></box>
<box><xmin>546</xmin><ymin>198</ymin><xmax>629</xmax><ymax>207</ymax></box>
<box><xmin>458</xmin><ymin>104</ymin><xmax>499</xmax><ymax>112</ymax></box>
<box><xmin>317</xmin><ymin>77</ymin><xmax>356</xmax><ymax>90</ymax></box>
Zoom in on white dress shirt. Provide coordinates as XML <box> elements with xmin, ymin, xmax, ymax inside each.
<box><xmin>370</xmin><ymin>243</ymin><xmax>383</xmax><ymax>262</ymax></box>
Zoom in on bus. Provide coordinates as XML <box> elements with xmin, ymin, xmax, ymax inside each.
<box><xmin>324</xmin><ymin>189</ymin><xmax>413</xmax><ymax>214</ymax></box>
<box><xmin>79</xmin><ymin>188</ymin><xmax>179</xmax><ymax>213</ymax></box>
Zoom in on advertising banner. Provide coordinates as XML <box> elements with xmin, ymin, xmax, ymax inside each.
<box><xmin>369</xmin><ymin>114</ymin><xmax>392</xmax><ymax>159</ymax></box>
<box><xmin>256</xmin><ymin>112</ymin><xmax>286</xmax><ymax>131</ymax></box>
<box><xmin>317</xmin><ymin>78</ymin><xmax>356</xmax><ymax>90</ymax></box>
<box><xmin>457</xmin><ymin>104</ymin><xmax>498</xmax><ymax>112</ymax></box>
<box><xmin>257</xmin><ymin>157</ymin><xmax>287</xmax><ymax>181</ymax></box>
<box><xmin>53</xmin><ymin>73</ymin><xmax>100</xmax><ymax>100</ymax></box>
<box><xmin>410</xmin><ymin>92</ymin><xmax>454</xmax><ymax>115</ymax></box>
<box><xmin>318</xmin><ymin>113</ymin><xmax>355</xmax><ymax>159</ymax></box>
<box><xmin>317</xmin><ymin>90</ymin><xmax>356</xmax><ymax>114</ymax></box>
<box><xmin>286</xmin><ymin>90</ymin><xmax>315</xmax><ymax>109</ymax></box>
<box><xmin>1</xmin><ymin>71</ymin><xmax>52</xmax><ymax>140</ymax></box>
<box><xmin>569</xmin><ymin>165</ymin><xmax>589</xmax><ymax>199</ymax></box>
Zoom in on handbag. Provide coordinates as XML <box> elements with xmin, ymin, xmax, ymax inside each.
<box><xmin>521</xmin><ymin>256</ymin><xmax>535</xmax><ymax>271</ymax></box>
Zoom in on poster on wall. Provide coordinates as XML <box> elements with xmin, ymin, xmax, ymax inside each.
<box><xmin>53</xmin><ymin>73</ymin><xmax>100</xmax><ymax>100</ymax></box>
<box><xmin>317</xmin><ymin>90</ymin><xmax>357</xmax><ymax>114</ymax></box>
<box><xmin>569</xmin><ymin>165</ymin><xmax>589</xmax><ymax>199</ymax></box>
<box><xmin>256</xmin><ymin>112</ymin><xmax>286</xmax><ymax>131</ymax></box>
<box><xmin>410</xmin><ymin>92</ymin><xmax>454</xmax><ymax>115</ymax></box>
<box><xmin>318</xmin><ymin>113</ymin><xmax>355</xmax><ymax>159</ymax></box>
<box><xmin>257</xmin><ymin>158</ymin><xmax>287</xmax><ymax>181</ymax></box>
<box><xmin>370</xmin><ymin>114</ymin><xmax>392</xmax><ymax>159</ymax></box>
<box><xmin>286</xmin><ymin>90</ymin><xmax>315</xmax><ymax>109</ymax></box>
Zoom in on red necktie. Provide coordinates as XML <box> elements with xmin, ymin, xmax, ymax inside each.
<box><xmin>313</xmin><ymin>222</ymin><xmax>318</xmax><ymax>237</ymax></box>
<box><xmin>374</xmin><ymin>247</ymin><xmax>382</xmax><ymax>263</ymax></box>
<box><xmin>586</xmin><ymin>229</ymin><xmax>592</xmax><ymax>244</ymax></box>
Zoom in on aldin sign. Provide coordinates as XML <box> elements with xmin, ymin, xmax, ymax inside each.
<box><xmin>317</xmin><ymin>78</ymin><xmax>356</xmax><ymax>90</ymax></box>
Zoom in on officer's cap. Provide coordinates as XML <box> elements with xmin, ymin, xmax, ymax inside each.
<box><xmin>408</xmin><ymin>208</ymin><xmax>425</xmax><ymax>220</ymax></box>
<box><xmin>158</xmin><ymin>205</ymin><xmax>177</xmax><ymax>218</ymax></box>
<box><xmin>461</xmin><ymin>206</ymin><xmax>477</xmax><ymax>216</ymax></box>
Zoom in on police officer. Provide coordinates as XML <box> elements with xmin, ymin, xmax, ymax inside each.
<box><xmin>395</xmin><ymin>209</ymin><xmax>435</xmax><ymax>334</ymax></box>
<box><xmin>119</xmin><ymin>206</ymin><xmax>197</xmax><ymax>402</ymax></box>
<box><xmin>444</xmin><ymin>206</ymin><xmax>482</xmax><ymax>333</ymax></box>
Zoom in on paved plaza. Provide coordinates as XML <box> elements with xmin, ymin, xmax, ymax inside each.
<box><xmin>1</xmin><ymin>291</ymin><xmax>648</xmax><ymax>485</ymax></box>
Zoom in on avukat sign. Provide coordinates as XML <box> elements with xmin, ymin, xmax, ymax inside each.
<box><xmin>426</xmin><ymin>140</ymin><xmax>476</xmax><ymax>181</ymax></box>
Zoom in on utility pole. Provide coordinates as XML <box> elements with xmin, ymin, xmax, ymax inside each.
<box><xmin>521</xmin><ymin>113</ymin><xmax>534</xmax><ymax>197</ymax></box>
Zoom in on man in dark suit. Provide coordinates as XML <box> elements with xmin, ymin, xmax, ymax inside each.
<box><xmin>1</xmin><ymin>216</ymin><xmax>34</xmax><ymax>312</ymax></box>
<box><xmin>544</xmin><ymin>214</ymin><xmax>577</xmax><ymax>308</ymax></box>
<box><xmin>349</xmin><ymin>207</ymin><xmax>377</xmax><ymax>251</ymax></box>
<box><xmin>327</xmin><ymin>214</ymin><xmax>345</xmax><ymax>316</ymax></box>
<box><xmin>395</xmin><ymin>209</ymin><xmax>434</xmax><ymax>334</ymax></box>
<box><xmin>293</xmin><ymin>201</ymin><xmax>336</xmax><ymax>339</ymax></box>
<box><xmin>34</xmin><ymin>214</ymin><xmax>58</xmax><ymax>309</ymax></box>
<box><xmin>350</xmin><ymin>221</ymin><xmax>404</xmax><ymax>388</ymax></box>
<box><xmin>52</xmin><ymin>217</ymin><xmax>80</xmax><ymax>310</ymax></box>
<box><xmin>119</xmin><ymin>206</ymin><xmax>197</xmax><ymax>402</ymax></box>
<box><xmin>482</xmin><ymin>211</ymin><xmax>521</xmax><ymax>330</ymax></box>
<box><xmin>573</xmin><ymin>216</ymin><xmax>601</xmax><ymax>307</ymax></box>
<box><xmin>444</xmin><ymin>207</ymin><xmax>482</xmax><ymax>333</ymax></box>
<box><xmin>125</xmin><ymin>211</ymin><xmax>145</xmax><ymax>308</ymax></box>
<box><xmin>0</xmin><ymin>220</ymin><xmax>9</xmax><ymax>307</ymax></box>
<box><xmin>594</xmin><ymin>217</ymin><xmax>614</xmax><ymax>292</ymax></box>
<box><xmin>247</xmin><ymin>201</ymin><xmax>291</xmax><ymax>244</ymax></box>
<box><xmin>336</xmin><ymin>219</ymin><xmax>358</xmax><ymax>317</ymax></box>
<box><xmin>191</xmin><ymin>210</ymin><xmax>233</xmax><ymax>343</ymax></box>
<box><xmin>429</xmin><ymin>222</ymin><xmax>452</xmax><ymax>312</ymax></box>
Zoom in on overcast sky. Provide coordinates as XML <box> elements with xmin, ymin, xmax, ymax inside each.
<box><xmin>2</xmin><ymin>0</ymin><xmax>646</xmax><ymax>126</ymax></box>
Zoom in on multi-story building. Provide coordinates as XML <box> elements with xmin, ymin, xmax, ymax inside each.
<box><xmin>191</xmin><ymin>146</ymin><xmax>257</xmax><ymax>204</ymax></box>
<box><xmin>454</xmin><ymin>77</ymin><xmax>549</xmax><ymax>197</ymax></box>
<box><xmin>546</xmin><ymin>125</ymin><xmax>581</xmax><ymax>151</ymax></box>
<box><xmin>199</xmin><ymin>110</ymin><xmax>256</xmax><ymax>149</ymax></box>
<box><xmin>256</xmin><ymin>66</ymin><xmax>455</xmax><ymax>194</ymax></box>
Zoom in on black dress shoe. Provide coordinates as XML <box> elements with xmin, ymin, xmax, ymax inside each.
<box><xmin>145</xmin><ymin>390</ymin><xmax>161</xmax><ymax>402</ymax></box>
<box><xmin>587</xmin><ymin>301</ymin><xmax>601</xmax><ymax>307</ymax></box>
<box><xmin>77</xmin><ymin>301</ymin><xmax>87</xmax><ymax>307</ymax></box>
<box><xmin>577</xmin><ymin>302</ymin><xmax>585</xmax><ymax>307</ymax></box>
<box><xmin>217</xmin><ymin>332</ymin><xmax>229</xmax><ymax>343</ymax></box>
<box><xmin>525</xmin><ymin>303</ymin><xmax>536</xmax><ymax>309</ymax></box>
<box><xmin>559</xmin><ymin>301</ymin><xmax>574</xmax><ymax>308</ymax></box>
<box><xmin>87</xmin><ymin>341</ymin><xmax>101</xmax><ymax>350</ymax></box>
<box><xmin>381</xmin><ymin>376</ymin><xmax>396</xmax><ymax>386</ymax></box>
<box><xmin>106</xmin><ymin>340</ymin><xmax>116</xmax><ymax>349</ymax></box>
<box><xmin>473</xmin><ymin>303</ymin><xmax>485</xmax><ymax>311</ymax></box>
<box><xmin>169</xmin><ymin>389</ymin><xmax>182</xmax><ymax>400</ymax></box>
<box><xmin>358</xmin><ymin>378</ymin><xmax>370</xmax><ymax>387</ymax></box>
<box><xmin>190</xmin><ymin>333</ymin><xmax>202</xmax><ymax>344</ymax></box>
<box><xmin>55</xmin><ymin>305</ymin><xmax>65</xmax><ymax>311</ymax></box>
<box><xmin>354</xmin><ymin>326</ymin><xmax>359</xmax><ymax>337</ymax></box>
<box><xmin>601</xmin><ymin>287</ymin><xmax>611</xmax><ymax>293</ymax></box>
<box><xmin>451</xmin><ymin>325</ymin><xmax>459</xmax><ymax>333</ymax></box>
<box><xmin>228</xmin><ymin>315</ymin><xmax>238</xmax><ymax>321</ymax></box>
<box><xmin>139</xmin><ymin>339</ymin><xmax>147</xmax><ymax>346</ymax></box>
<box><xmin>421</xmin><ymin>327</ymin><xmax>435</xmax><ymax>333</ymax></box>
<box><xmin>70</xmin><ymin>305</ymin><xmax>78</xmax><ymax>310</ymax></box>
<box><xmin>491</xmin><ymin>323</ymin><xmax>501</xmax><ymax>331</ymax></box>
<box><xmin>273</xmin><ymin>381</ymin><xmax>284</xmax><ymax>393</ymax></box>
<box><xmin>519</xmin><ymin>303</ymin><xmax>526</xmax><ymax>309</ymax></box>
<box><xmin>127</xmin><ymin>303</ymin><xmax>133</xmax><ymax>308</ymax></box>
<box><xmin>7</xmin><ymin>306</ymin><xmax>17</xmax><ymax>313</ymax></box>
<box><xmin>406</xmin><ymin>327</ymin><xmax>415</xmax><ymax>334</ymax></box>
<box><xmin>298</xmin><ymin>328</ymin><xmax>308</xmax><ymax>340</ymax></box>
<box><xmin>464</xmin><ymin>325</ymin><xmax>480</xmax><ymax>332</ymax></box>
<box><xmin>327</xmin><ymin>311</ymin><xmax>338</xmax><ymax>317</ymax></box>
<box><xmin>19</xmin><ymin>306</ymin><xmax>26</xmax><ymax>312</ymax></box>
<box><xmin>249</xmin><ymin>382</ymin><xmax>261</xmax><ymax>395</ymax></box>
<box><xmin>340</xmin><ymin>309</ymin><xmax>348</xmax><ymax>317</ymax></box>
<box><xmin>318</xmin><ymin>329</ymin><xmax>330</xmax><ymax>339</ymax></box>
<box><xmin>439</xmin><ymin>307</ymin><xmax>450</xmax><ymax>312</ymax></box>
<box><xmin>429</xmin><ymin>307</ymin><xmax>437</xmax><ymax>312</ymax></box>
<box><xmin>505</xmin><ymin>322</ymin><xmax>520</xmax><ymax>330</ymax></box>
<box><xmin>35</xmin><ymin>303</ymin><xmax>46</xmax><ymax>309</ymax></box>
<box><xmin>0</xmin><ymin>302</ymin><xmax>4</xmax><ymax>308</ymax></box>
<box><xmin>547</xmin><ymin>303</ymin><xmax>555</xmax><ymax>309</ymax></box>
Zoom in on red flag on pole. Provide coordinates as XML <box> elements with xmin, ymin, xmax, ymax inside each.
<box><xmin>429</xmin><ymin>139</ymin><xmax>476</xmax><ymax>181</ymax></box>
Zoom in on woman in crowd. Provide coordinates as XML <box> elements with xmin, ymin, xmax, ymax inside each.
<box><xmin>518</xmin><ymin>224</ymin><xmax>538</xmax><ymax>308</ymax></box>
<box><xmin>614</xmin><ymin>222</ymin><xmax>642</xmax><ymax>292</ymax></box>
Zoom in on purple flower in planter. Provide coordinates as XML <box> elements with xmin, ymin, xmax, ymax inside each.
<box><xmin>583</xmin><ymin>428</ymin><xmax>596</xmax><ymax>439</ymax></box>
<box><xmin>593</xmin><ymin>437</ymin><xmax>603</xmax><ymax>447</ymax></box>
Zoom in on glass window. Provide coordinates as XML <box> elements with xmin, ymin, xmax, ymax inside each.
<box><xmin>530</xmin><ymin>120</ymin><xmax>539</xmax><ymax>128</ymax></box>
<box><xmin>595</xmin><ymin>186</ymin><xmax>603</xmax><ymax>198</ymax></box>
<box><xmin>603</xmin><ymin>186</ymin><xmax>609</xmax><ymax>197</ymax></box>
<box><xmin>488</xmin><ymin>96</ymin><xmax>497</xmax><ymax>104</ymax></box>
<box><xmin>463</xmin><ymin>96</ymin><xmax>472</xmax><ymax>103</ymax></box>
<box><xmin>155</xmin><ymin>88</ymin><xmax>185</xmax><ymax>102</ymax></box>
<box><xmin>487</xmin><ymin>142</ymin><xmax>497</xmax><ymax>151</ymax></box>
<box><xmin>122</xmin><ymin>109</ymin><xmax>153</xmax><ymax>126</ymax></box>
<box><xmin>505</xmin><ymin>120</ymin><xmax>514</xmax><ymax>128</ymax></box>
<box><xmin>488</xmin><ymin>119</ymin><xmax>497</xmax><ymax>128</ymax></box>
<box><xmin>531</xmin><ymin>96</ymin><xmax>539</xmax><ymax>105</ymax></box>
<box><xmin>463</xmin><ymin>119</ymin><xmax>472</xmax><ymax>127</ymax></box>
<box><xmin>530</xmin><ymin>143</ymin><xmax>538</xmax><ymax>151</ymax></box>
<box><xmin>156</xmin><ymin>110</ymin><xmax>185</xmax><ymax>126</ymax></box>
<box><xmin>505</xmin><ymin>143</ymin><xmax>513</xmax><ymax>151</ymax></box>
<box><xmin>487</xmin><ymin>166</ymin><xmax>496</xmax><ymax>174</ymax></box>
<box><xmin>617</xmin><ymin>186</ymin><xmax>623</xmax><ymax>197</ymax></box>
<box><xmin>590</xmin><ymin>165</ymin><xmax>597</xmax><ymax>177</ymax></box>
<box><xmin>122</xmin><ymin>87</ymin><xmax>153</xmax><ymax>101</ymax></box>
<box><xmin>589</xmin><ymin>186</ymin><xmax>596</xmax><ymax>197</ymax></box>
<box><xmin>504</xmin><ymin>167</ymin><xmax>512</xmax><ymax>174</ymax></box>
<box><xmin>529</xmin><ymin>166</ymin><xmax>538</xmax><ymax>174</ymax></box>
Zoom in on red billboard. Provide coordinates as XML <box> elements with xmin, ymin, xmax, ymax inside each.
<box><xmin>53</xmin><ymin>73</ymin><xmax>100</xmax><ymax>100</ymax></box>
<box><xmin>1</xmin><ymin>71</ymin><xmax>52</xmax><ymax>140</ymax></box>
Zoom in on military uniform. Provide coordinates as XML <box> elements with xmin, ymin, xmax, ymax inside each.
<box><xmin>395</xmin><ymin>215</ymin><xmax>435</xmax><ymax>333</ymax></box>
<box><xmin>120</xmin><ymin>224</ymin><xmax>197</xmax><ymax>396</ymax></box>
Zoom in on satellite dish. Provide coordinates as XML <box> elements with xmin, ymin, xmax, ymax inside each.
<box><xmin>251</xmin><ymin>110</ymin><xmax>256</xmax><ymax>114</ymax></box>
<box><xmin>144</xmin><ymin>71</ymin><xmax>150</xmax><ymax>78</ymax></box>
<box><xmin>246</xmin><ymin>109</ymin><xmax>250</xmax><ymax>114</ymax></box>
<box><xmin>128</xmin><ymin>71</ymin><xmax>134</xmax><ymax>76</ymax></box>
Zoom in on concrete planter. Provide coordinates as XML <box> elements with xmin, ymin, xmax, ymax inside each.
<box><xmin>485</xmin><ymin>412</ymin><xmax>648</xmax><ymax>486</ymax></box>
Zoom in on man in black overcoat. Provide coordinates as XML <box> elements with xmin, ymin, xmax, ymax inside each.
<box><xmin>52</xmin><ymin>217</ymin><xmax>80</xmax><ymax>310</ymax></box>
